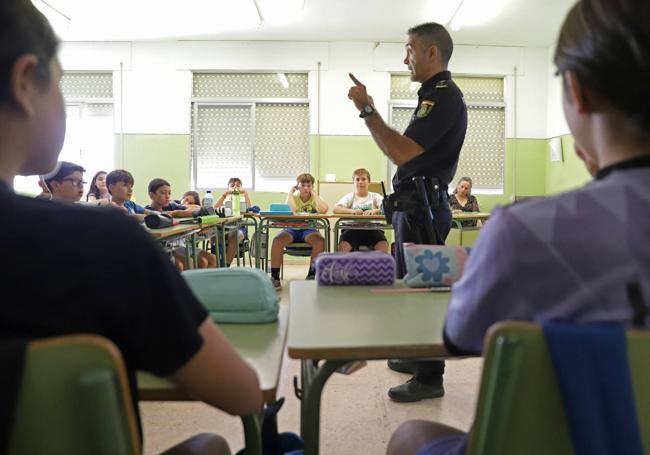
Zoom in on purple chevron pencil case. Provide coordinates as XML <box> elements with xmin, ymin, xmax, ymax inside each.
<box><xmin>315</xmin><ymin>252</ymin><xmax>395</xmax><ymax>286</ymax></box>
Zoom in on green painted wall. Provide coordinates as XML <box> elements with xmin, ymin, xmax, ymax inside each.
<box><xmin>115</xmin><ymin>134</ymin><xmax>191</xmax><ymax>205</ymax></box>
<box><xmin>545</xmin><ymin>135</ymin><xmax>592</xmax><ymax>194</ymax></box>
<box><xmin>114</xmin><ymin>132</ymin><xmax>590</xmax><ymax>219</ymax></box>
<box><xmin>310</xmin><ymin>135</ymin><xmax>387</xmax><ymax>182</ymax></box>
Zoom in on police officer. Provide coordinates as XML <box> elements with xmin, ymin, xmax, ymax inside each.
<box><xmin>347</xmin><ymin>22</ymin><xmax>467</xmax><ymax>402</ymax></box>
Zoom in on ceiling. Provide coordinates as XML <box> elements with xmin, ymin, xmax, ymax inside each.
<box><xmin>38</xmin><ymin>0</ymin><xmax>576</xmax><ymax>47</ymax></box>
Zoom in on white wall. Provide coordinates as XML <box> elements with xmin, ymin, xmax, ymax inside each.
<box><xmin>546</xmin><ymin>46</ymin><xmax>570</xmax><ymax>138</ymax></box>
<box><xmin>60</xmin><ymin>40</ymin><xmax>553</xmax><ymax>139</ymax></box>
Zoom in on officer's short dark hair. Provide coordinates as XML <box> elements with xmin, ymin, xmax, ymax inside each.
<box><xmin>148</xmin><ymin>178</ymin><xmax>171</xmax><ymax>194</ymax></box>
<box><xmin>106</xmin><ymin>169</ymin><xmax>135</xmax><ymax>195</ymax></box>
<box><xmin>0</xmin><ymin>0</ymin><xmax>59</xmax><ymax>105</ymax></box>
<box><xmin>554</xmin><ymin>0</ymin><xmax>650</xmax><ymax>133</ymax></box>
<box><xmin>408</xmin><ymin>23</ymin><xmax>453</xmax><ymax>66</ymax></box>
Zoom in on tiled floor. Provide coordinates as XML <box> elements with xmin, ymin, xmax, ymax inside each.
<box><xmin>141</xmin><ymin>262</ymin><xmax>482</xmax><ymax>455</ymax></box>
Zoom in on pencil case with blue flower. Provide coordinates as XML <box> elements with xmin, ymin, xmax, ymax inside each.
<box><xmin>403</xmin><ymin>244</ymin><xmax>470</xmax><ymax>288</ymax></box>
<box><xmin>315</xmin><ymin>252</ymin><xmax>395</xmax><ymax>286</ymax></box>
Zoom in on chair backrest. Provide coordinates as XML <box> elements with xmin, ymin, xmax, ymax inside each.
<box><xmin>7</xmin><ymin>335</ymin><xmax>140</xmax><ymax>455</ymax></box>
<box><xmin>468</xmin><ymin>321</ymin><xmax>650</xmax><ymax>455</ymax></box>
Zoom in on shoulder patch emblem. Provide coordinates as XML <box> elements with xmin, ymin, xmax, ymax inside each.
<box><xmin>416</xmin><ymin>100</ymin><xmax>435</xmax><ymax>118</ymax></box>
<box><xmin>435</xmin><ymin>80</ymin><xmax>448</xmax><ymax>89</ymax></box>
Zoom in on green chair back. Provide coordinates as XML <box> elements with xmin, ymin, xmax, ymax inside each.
<box><xmin>7</xmin><ymin>335</ymin><xmax>140</xmax><ymax>455</ymax></box>
<box><xmin>468</xmin><ymin>321</ymin><xmax>650</xmax><ymax>455</ymax></box>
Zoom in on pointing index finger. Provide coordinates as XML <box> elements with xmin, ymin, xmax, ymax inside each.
<box><xmin>349</xmin><ymin>73</ymin><xmax>364</xmax><ymax>87</ymax></box>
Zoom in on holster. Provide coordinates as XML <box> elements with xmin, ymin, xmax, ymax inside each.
<box><xmin>382</xmin><ymin>176</ymin><xmax>442</xmax><ymax>225</ymax></box>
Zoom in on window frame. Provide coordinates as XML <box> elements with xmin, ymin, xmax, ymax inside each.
<box><xmin>387</xmin><ymin>73</ymin><xmax>507</xmax><ymax>195</ymax></box>
<box><xmin>190</xmin><ymin>95</ymin><xmax>310</xmax><ymax>193</ymax></box>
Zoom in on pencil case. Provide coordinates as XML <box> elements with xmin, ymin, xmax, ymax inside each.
<box><xmin>315</xmin><ymin>252</ymin><xmax>395</xmax><ymax>286</ymax></box>
<box><xmin>182</xmin><ymin>268</ymin><xmax>279</xmax><ymax>323</ymax></box>
<box><xmin>403</xmin><ymin>244</ymin><xmax>470</xmax><ymax>288</ymax></box>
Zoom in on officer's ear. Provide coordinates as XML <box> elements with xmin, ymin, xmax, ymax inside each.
<box><xmin>563</xmin><ymin>71</ymin><xmax>594</xmax><ymax>114</ymax></box>
<box><xmin>427</xmin><ymin>44</ymin><xmax>440</xmax><ymax>63</ymax></box>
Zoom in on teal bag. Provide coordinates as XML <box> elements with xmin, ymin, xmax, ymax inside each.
<box><xmin>182</xmin><ymin>268</ymin><xmax>280</xmax><ymax>323</ymax></box>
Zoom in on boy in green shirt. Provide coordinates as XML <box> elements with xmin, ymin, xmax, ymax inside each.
<box><xmin>270</xmin><ymin>173</ymin><xmax>328</xmax><ymax>290</ymax></box>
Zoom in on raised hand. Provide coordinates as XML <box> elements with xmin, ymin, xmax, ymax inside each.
<box><xmin>348</xmin><ymin>73</ymin><xmax>372</xmax><ymax>110</ymax></box>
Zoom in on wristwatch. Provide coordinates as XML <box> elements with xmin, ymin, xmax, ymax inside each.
<box><xmin>359</xmin><ymin>104</ymin><xmax>376</xmax><ymax>118</ymax></box>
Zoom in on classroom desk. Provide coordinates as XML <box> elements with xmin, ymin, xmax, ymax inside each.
<box><xmin>451</xmin><ymin>212</ymin><xmax>491</xmax><ymax>245</ymax></box>
<box><xmin>330</xmin><ymin>214</ymin><xmax>392</xmax><ymax>248</ymax></box>
<box><xmin>138</xmin><ymin>305</ymin><xmax>289</xmax><ymax>455</ymax></box>
<box><xmin>288</xmin><ymin>280</ymin><xmax>451</xmax><ymax>455</ymax></box>
<box><xmin>192</xmin><ymin>215</ymin><xmax>242</xmax><ymax>268</ymax></box>
<box><xmin>254</xmin><ymin>214</ymin><xmax>332</xmax><ymax>269</ymax></box>
<box><xmin>148</xmin><ymin>223</ymin><xmax>199</xmax><ymax>269</ymax></box>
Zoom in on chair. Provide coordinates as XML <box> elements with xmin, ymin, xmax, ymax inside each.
<box><xmin>467</xmin><ymin>321</ymin><xmax>650</xmax><ymax>455</ymax></box>
<box><xmin>282</xmin><ymin>242</ymin><xmax>313</xmax><ymax>278</ymax></box>
<box><xmin>7</xmin><ymin>335</ymin><xmax>140</xmax><ymax>455</ymax></box>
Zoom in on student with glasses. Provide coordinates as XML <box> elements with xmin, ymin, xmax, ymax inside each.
<box><xmin>37</xmin><ymin>161</ymin><xmax>86</xmax><ymax>203</ymax></box>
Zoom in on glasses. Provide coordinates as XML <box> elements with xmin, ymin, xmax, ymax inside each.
<box><xmin>61</xmin><ymin>178</ymin><xmax>87</xmax><ymax>188</ymax></box>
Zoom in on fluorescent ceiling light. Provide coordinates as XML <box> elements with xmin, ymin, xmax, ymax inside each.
<box><xmin>256</xmin><ymin>0</ymin><xmax>305</xmax><ymax>25</ymax></box>
<box><xmin>39</xmin><ymin>0</ymin><xmax>261</xmax><ymax>41</ymax></box>
<box><xmin>421</xmin><ymin>0</ymin><xmax>464</xmax><ymax>25</ymax></box>
<box><xmin>450</xmin><ymin>0</ymin><xmax>509</xmax><ymax>31</ymax></box>
<box><xmin>32</xmin><ymin>0</ymin><xmax>71</xmax><ymax>37</ymax></box>
<box><xmin>277</xmin><ymin>73</ymin><xmax>289</xmax><ymax>88</ymax></box>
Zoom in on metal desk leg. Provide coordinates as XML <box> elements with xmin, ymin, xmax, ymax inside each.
<box><xmin>219</xmin><ymin>226</ymin><xmax>228</xmax><ymax>268</ymax></box>
<box><xmin>334</xmin><ymin>218</ymin><xmax>341</xmax><ymax>251</ymax></box>
<box><xmin>235</xmin><ymin>220</ymin><xmax>241</xmax><ymax>267</ymax></box>
<box><xmin>241</xmin><ymin>413</ymin><xmax>263</xmax><ymax>455</ymax></box>
<box><xmin>298</xmin><ymin>359</ymin><xmax>347</xmax><ymax>455</ymax></box>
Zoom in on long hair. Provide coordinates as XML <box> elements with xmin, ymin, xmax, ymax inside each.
<box><xmin>86</xmin><ymin>170</ymin><xmax>107</xmax><ymax>201</ymax></box>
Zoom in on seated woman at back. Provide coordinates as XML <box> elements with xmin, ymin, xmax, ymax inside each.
<box><xmin>448</xmin><ymin>176</ymin><xmax>481</xmax><ymax>227</ymax></box>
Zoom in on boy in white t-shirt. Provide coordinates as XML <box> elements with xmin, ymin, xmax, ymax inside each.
<box><xmin>214</xmin><ymin>177</ymin><xmax>253</xmax><ymax>265</ymax></box>
<box><xmin>333</xmin><ymin>168</ymin><xmax>389</xmax><ymax>253</ymax></box>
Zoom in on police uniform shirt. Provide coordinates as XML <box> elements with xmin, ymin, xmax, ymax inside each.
<box><xmin>393</xmin><ymin>70</ymin><xmax>468</xmax><ymax>192</ymax></box>
<box><xmin>444</xmin><ymin>158</ymin><xmax>650</xmax><ymax>355</ymax></box>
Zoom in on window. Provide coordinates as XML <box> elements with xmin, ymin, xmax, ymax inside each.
<box><xmin>191</xmin><ymin>73</ymin><xmax>310</xmax><ymax>192</ymax></box>
<box><xmin>388</xmin><ymin>74</ymin><xmax>505</xmax><ymax>193</ymax></box>
<box><xmin>13</xmin><ymin>73</ymin><xmax>115</xmax><ymax>195</ymax></box>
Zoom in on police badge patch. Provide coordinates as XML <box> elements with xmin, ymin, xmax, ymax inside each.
<box><xmin>416</xmin><ymin>100</ymin><xmax>435</xmax><ymax>118</ymax></box>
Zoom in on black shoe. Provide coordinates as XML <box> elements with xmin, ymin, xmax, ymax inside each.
<box><xmin>388</xmin><ymin>377</ymin><xmax>444</xmax><ymax>402</ymax></box>
<box><xmin>387</xmin><ymin>359</ymin><xmax>417</xmax><ymax>374</ymax></box>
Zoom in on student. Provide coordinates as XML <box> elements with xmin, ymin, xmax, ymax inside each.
<box><xmin>388</xmin><ymin>0</ymin><xmax>650</xmax><ymax>453</ymax></box>
<box><xmin>146</xmin><ymin>178</ymin><xmax>217</xmax><ymax>269</ymax></box>
<box><xmin>0</xmin><ymin>2</ymin><xmax>260</xmax><ymax>453</ymax></box>
<box><xmin>106</xmin><ymin>169</ymin><xmax>157</xmax><ymax>222</ymax></box>
<box><xmin>333</xmin><ymin>168</ymin><xmax>388</xmax><ymax>253</ymax></box>
<box><xmin>37</xmin><ymin>161</ymin><xmax>86</xmax><ymax>203</ymax></box>
<box><xmin>146</xmin><ymin>177</ymin><xmax>199</xmax><ymax>217</ymax></box>
<box><xmin>270</xmin><ymin>173</ymin><xmax>328</xmax><ymax>290</ymax></box>
<box><xmin>214</xmin><ymin>177</ymin><xmax>253</xmax><ymax>265</ymax></box>
<box><xmin>181</xmin><ymin>190</ymin><xmax>201</xmax><ymax>206</ymax></box>
<box><xmin>86</xmin><ymin>170</ymin><xmax>111</xmax><ymax>204</ymax></box>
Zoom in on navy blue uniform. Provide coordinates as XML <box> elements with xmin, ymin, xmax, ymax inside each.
<box><xmin>391</xmin><ymin>70</ymin><xmax>467</xmax><ymax>389</ymax></box>
<box><xmin>392</xmin><ymin>70</ymin><xmax>467</xmax><ymax>277</ymax></box>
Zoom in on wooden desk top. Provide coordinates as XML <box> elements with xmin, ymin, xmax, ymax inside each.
<box><xmin>287</xmin><ymin>281</ymin><xmax>450</xmax><ymax>361</ymax></box>
<box><xmin>138</xmin><ymin>305</ymin><xmax>289</xmax><ymax>403</ymax></box>
<box><xmin>254</xmin><ymin>212</ymin><xmax>490</xmax><ymax>221</ymax></box>
<box><xmin>147</xmin><ymin>223</ymin><xmax>198</xmax><ymax>239</ymax></box>
<box><xmin>452</xmin><ymin>212</ymin><xmax>491</xmax><ymax>220</ymax></box>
